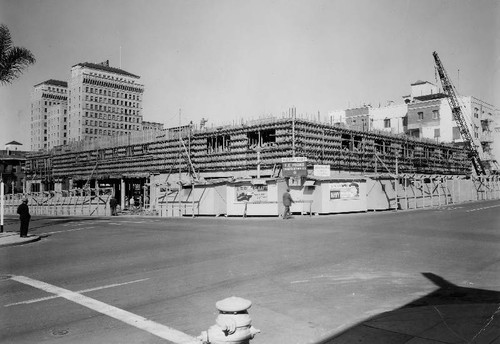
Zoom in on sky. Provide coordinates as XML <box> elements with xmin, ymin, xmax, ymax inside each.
<box><xmin>0</xmin><ymin>0</ymin><xmax>498</xmax><ymax>147</ymax></box>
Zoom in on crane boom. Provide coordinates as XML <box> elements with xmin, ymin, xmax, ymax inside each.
<box><xmin>432</xmin><ymin>51</ymin><xmax>486</xmax><ymax>175</ymax></box>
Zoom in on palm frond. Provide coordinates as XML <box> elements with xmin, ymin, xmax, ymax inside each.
<box><xmin>0</xmin><ymin>24</ymin><xmax>13</xmax><ymax>57</ymax></box>
<box><xmin>0</xmin><ymin>24</ymin><xmax>35</xmax><ymax>85</ymax></box>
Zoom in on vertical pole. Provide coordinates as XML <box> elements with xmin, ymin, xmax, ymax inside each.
<box><xmin>422</xmin><ymin>178</ymin><xmax>425</xmax><ymax>208</ymax></box>
<box><xmin>404</xmin><ymin>176</ymin><xmax>408</xmax><ymax>210</ymax></box>
<box><xmin>292</xmin><ymin>107</ymin><xmax>296</xmax><ymax>158</ymax></box>
<box><xmin>96</xmin><ymin>180</ymin><xmax>99</xmax><ymax>216</ymax></box>
<box><xmin>437</xmin><ymin>179</ymin><xmax>441</xmax><ymax>206</ymax></box>
<box><xmin>1</xmin><ymin>181</ymin><xmax>4</xmax><ymax>233</ymax></box>
<box><xmin>395</xmin><ymin>157</ymin><xmax>398</xmax><ymax>211</ymax></box>
<box><xmin>414</xmin><ymin>180</ymin><xmax>417</xmax><ymax>209</ymax></box>
<box><xmin>192</xmin><ymin>183</ymin><xmax>195</xmax><ymax>218</ymax></box>
<box><xmin>430</xmin><ymin>179</ymin><xmax>433</xmax><ymax>207</ymax></box>
<box><xmin>179</xmin><ymin>109</ymin><xmax>182</xmax><ymax>217</ymax></box>
<box><xmin>121</xmin><ymin>178</ymin><xmax>125</xmax><ymax>210</ymax></box>
<box><xmin>257</xmin><ymin>150</ymin><xmax>261</xmax><ymax>179</ymax></box>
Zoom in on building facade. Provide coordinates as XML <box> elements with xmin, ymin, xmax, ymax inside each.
<box><xmin>67</xmin><ymin>60</ymin><xmax>144</xmax><ymax>143</ymax></box>
<box><xmin>30</xmin><ymin>80</ymin><xmax>68</xmax><ymax>151</ymax></box>
<box><xmin>1</xmin><ymin>141</ymin><xmax>28</xmax><ymax>194</ymax></box>
<box><xmin>331</xmin><ymin>81</ymin><xmax>500</xmax><ymax>172</ymax></box>
<box><xmin>142</xmin><ymin>121</ymin><xmax>164</xmax><ymax>131</ymax></box>
<box><xmin>47</xmin><ymin>103</ymin><xmax>68</xmax><ymax>149</ymax></box>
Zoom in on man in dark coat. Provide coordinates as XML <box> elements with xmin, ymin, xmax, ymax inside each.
<box><xmin>17</xmin><ymin>197</ymin><xmax>31</xmax><ymax>237</ymax></box>
<box><xmin>109</xmin><ymin>197</ymin><xmax>118</xmax><ymax>216</ymax></box>
<box><xmin>282</xmin><ymin>188</ymin><xmax>294</xmax><ymax>219</ymax></box>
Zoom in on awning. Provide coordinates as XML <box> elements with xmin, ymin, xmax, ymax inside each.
<box><xmin>303</xmin><ymin>180</ymin><xmax>316</xmax><ymax>187</ymax></box>
<box><xmin>251</xmin><ymin>179</ymin><xmax>267</xmax><ymax>185</ymax></box>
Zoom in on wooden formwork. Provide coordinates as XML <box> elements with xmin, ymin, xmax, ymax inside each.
<box><xmin>26</xmin><ymin>117</ymin><xmax>471</xmax><ymax>185</ymax></box>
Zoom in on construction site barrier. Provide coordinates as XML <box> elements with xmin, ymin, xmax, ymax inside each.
<box><xmin>2</xmin><ymin>188</ymin><xmax>112</xmax><ymax>217</ymax></box>
<box><xmin>156</xmin><ymin>201</ymin><xmax>201</xmax><ymax>217</ymax></box>
<box><xmin>368</xmin><ymin>175</ymin><xmax>500</xmax><ymax>211</ymax></box>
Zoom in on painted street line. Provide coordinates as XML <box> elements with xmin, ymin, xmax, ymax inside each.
<box><xmin>466</xmin><ymin>204</ymin><xmax>500</xmax><ymax>212</ymax></box>
<box><xmin>9</xmin><ymin>275</ymin><xmax>199</xmax><ymax>344</ymax></box>
<box><xmin>5</xmin><ymin>278</ymin><xmax>149</xmax><ymax>307</ymax></box>
<box><xmin>45</xmin><ymin>227</ymin><xmax>95</xmax><ymax>235</ymax></box>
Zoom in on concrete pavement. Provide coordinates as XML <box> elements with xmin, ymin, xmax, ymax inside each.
<box><xmin>0</xmin><ymin>231</ymin><xmax>40</xmax><ymax>247</ymax></box>
<box><xmin>1</xmin><ymin>201</ymin><xmax>499</xmax><ymax>344</ymax></box>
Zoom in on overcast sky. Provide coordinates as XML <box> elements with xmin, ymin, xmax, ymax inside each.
<box><xmin>0</xmin><ymin>0</ymin><xmax>498</xmax><ymax>147</ymax></box>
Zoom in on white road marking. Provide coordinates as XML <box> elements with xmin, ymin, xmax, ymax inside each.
<box><xmin>5</xmin><ymin>278</ymin><xmax>149</xmax><ymax>307</ymax></box>
<box><xmin>9</xmin><ymin>275</ymin><xmax>198</xmax><ymax>344</ymax></box>
<box><xmin>466</xmin><ymin>204</ymin><xmax>500</xmax><ymax>212</ymax></box>
<box><xmin>45</xmin><ymin>227</ymin><xmax>95</xmax><ymax>235</ymax></box>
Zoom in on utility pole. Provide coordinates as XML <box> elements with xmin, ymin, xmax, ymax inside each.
<box><xmin>178</xmin><ymin>109</ymin><xmax>182</xmax><ymax>217</ymax></box>
<box><xmin>1</xmin><ymin>178</ymin><xmax>4</xmax><ymax>233</ymax></box>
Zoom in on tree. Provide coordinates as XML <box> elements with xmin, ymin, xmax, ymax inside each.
<box><xmin>0</xmin><ymin>24</ymin><xmax>35</xmax><ymax>85</ymax></box>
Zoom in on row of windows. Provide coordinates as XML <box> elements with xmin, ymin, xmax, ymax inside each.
<box><xmin>85</xmin><ymin>87</ymin><xmax>140</xmax><ymax>100</ymax></box>
<box><xmin>84</xmin><ymin>95</ymin><xmax>139</xmax><ymax>108</ymax></box>
<box><xmin>84</xmin><ymin>120</ymin><xmax>139</xmax><ymax>130</ymax></box>
<box><xmin>45</xmin><ymin>86</ymin><xmax>67</xmax><ymax>94</ymax></box>
<box><xmin>84</xmin><ymin>111</ymin><xmax>140</xmax><ymax>123</ymax></box>
<box><xmin>84</xmin><ymin>85</ymin><xmax>141</xmax><ymax>98</ymax></box>
<box><xmin>416</xmin><ymin>110</ymin><xmax>440</xmax><ymax>121</ymax></box>
<box><xmin>84</xmin><ymin>128</ymin><xmax>136</xmax><ymax>136</ymax></box>
<box><xmin>84</xmin><ymin>103</ymin><xmax>139</xmax><ymax>115</ymax></box>
<box><xmin>86</xmin><ymin>72</ymin><xmax>135</xmax><ymax>84</ymax></box>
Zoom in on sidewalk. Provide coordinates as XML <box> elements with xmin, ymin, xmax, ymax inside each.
<box><xmin>0</xmin><ymin>231</ymin><xmax>40</xmax><ymax>247</ymax></box>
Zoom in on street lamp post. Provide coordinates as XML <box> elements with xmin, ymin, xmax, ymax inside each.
<box><xmin>1</xmin><ymin>179</ymin><xmax>4</xmax><ymax>233</ymax></box>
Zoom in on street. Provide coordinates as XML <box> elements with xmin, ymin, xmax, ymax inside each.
<box><xmin>1</xmin><ymin>200</ymin><xmax>499</xmax><ymax>344</ymax></box>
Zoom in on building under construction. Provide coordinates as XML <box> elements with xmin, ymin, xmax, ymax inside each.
<box><xmin>8</xmin><ymin>111</ymin><xmax>500</xmax><ymax>218</ymax></box>
<box><xmin>26</xmin><ymin>114</ymin><xmax>472</xmax><ymax>183</ymax></box>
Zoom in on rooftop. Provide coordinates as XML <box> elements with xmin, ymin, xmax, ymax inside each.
<box><xmin>34</xmin><ymin>79</ymin><xmax>68</xmax><ymax>88</ymax></box>
<box><xmin>73</xmin><ymin>62</ymin><xmax>140</xmax><ymax>79</ymax></box>
<box><xmin>411</xmin><ymin>80</ymin><xmax>435</xmax><ymax>86</ymax></box>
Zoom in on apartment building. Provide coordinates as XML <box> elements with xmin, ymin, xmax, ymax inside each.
<box><xmin>142</xmin><ymin>121</ymin><xmax>164</xmax><ymax>131</ymax></box>
<box><xmin>30</xmin><ymin>80</ymin><xmax>68</xmax><ymax>150</ymax></box>
<box><xmin>67</xmin><ymin>60</ymin><xmax>144</xmax><ymax>143</ymax></box>
<box><xmin>47</xmin><ymin>103</ymin><xmax>68</xmax><ymax>149</ymax></box>
<box><xmin>330</xmin><ymin>80</ymin><xmax>499</xmax><ymax>171</ymax></box>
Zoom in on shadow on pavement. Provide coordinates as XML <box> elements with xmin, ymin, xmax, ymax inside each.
<box><xmin>317</xmin><ymin>272</ymin><xmax>500</xmax><ymax>344</ymax></box>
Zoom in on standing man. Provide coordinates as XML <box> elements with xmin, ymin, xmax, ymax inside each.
<box><xmin>282</xmin><ymin>187</ymin><xmax>294</xmax><ymax>219</ymax></box>
<box><xmin>109</xmin><ymin>196</ymin><xmax>118</xmax><ymax>216</ymax></box>
<box><xmin>17</xmin><ymin>197</ymin><xmax>31</xmax><ymax>237</ymax></box>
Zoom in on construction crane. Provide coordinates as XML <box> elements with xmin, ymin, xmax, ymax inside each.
<box><xmin>432</xmin><ymin>51</ymin><xmax>487</xmax><ymax>175</ymax></box>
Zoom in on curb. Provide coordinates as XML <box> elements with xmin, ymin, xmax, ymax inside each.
<box><xmin>0</xmin><ymin>234</ymin><xmax>41</xmax><ymax>248</ymax></box>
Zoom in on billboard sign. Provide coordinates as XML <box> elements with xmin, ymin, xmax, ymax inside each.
<box><xmin>236</xmin><ymin>184</ymin><xmax>268</xmax><ymax>202</ymax></box>
<box><xmin>313</xmin><ymin>164</ymin><xmax>330</xmax><ymax>177</ymax></box>
<box><xmin>329</xmin><ymin>182</ymin><xmax>360</xmax><ymax>200</ymax></box>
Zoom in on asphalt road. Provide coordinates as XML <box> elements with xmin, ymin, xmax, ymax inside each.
<box><xmin>1</xmin><ymin>200</ymin><xmax>499</xmax><ymax>344</ymax></box>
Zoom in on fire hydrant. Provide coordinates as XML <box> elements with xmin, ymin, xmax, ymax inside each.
<box><xmin>198</xmin><ymin>296</ymin><xmax>260</xmax><ymax>344</ymax></box>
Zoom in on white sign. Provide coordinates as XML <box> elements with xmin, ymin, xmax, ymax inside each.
<box><xmin>282</xmin><ymin>157</ymin><xmax>307</xmax><ymax>163</ymax></box>
<box><xmin>313</xmin><ymin>165</ymin><xmax>330</xmax><ymax>177</ymax></box>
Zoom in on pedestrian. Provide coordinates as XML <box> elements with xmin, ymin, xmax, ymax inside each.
<box><xmin>282</xmin><ymin>187</ymin><xmax>294</xmax><ymax>219</ymax></box>
<box><xmin>17</xmin><ymin>197</ymin><xmax>31</xmax><ymax>237</ymax></box>
<box><xmin>109</xmin><ymin>196</ymin><xmax>118</xmax><ymax>216</ymax></box>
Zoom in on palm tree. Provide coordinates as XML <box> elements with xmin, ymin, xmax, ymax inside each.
<box><xmin>0</xmin><ymin>24</ymin><xmax>35</xmax><ymax>85</ymax></box>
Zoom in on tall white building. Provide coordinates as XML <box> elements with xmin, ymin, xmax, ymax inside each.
<box><xmin>67</xmin><ymin>60</ymin><xmax>144</xmax><ymax>142</ymax></box>
<box><xmin>330</xmin><ymin>81</ymin><xmax>500</xmax><ymax>172</ymax></box>
<box><xmin>30</xmin><ymin>80</ymin><xmax>68</xmax><ymax>150</ymax></box>
<box><xmin>47</xmin><ymin>103</ymin><xmax>68</xmax><ymax>149</ymax></box>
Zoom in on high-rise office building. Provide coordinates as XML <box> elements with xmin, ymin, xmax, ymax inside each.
<box><xmin>30</xmin><ymin>80</ymin><xmax>68</xmax><ymax>150</ymax></box>
<box><xmin>67</xmin><ymin>60</ymin><xmax>144</xmax><ymax>142</ymax></box>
